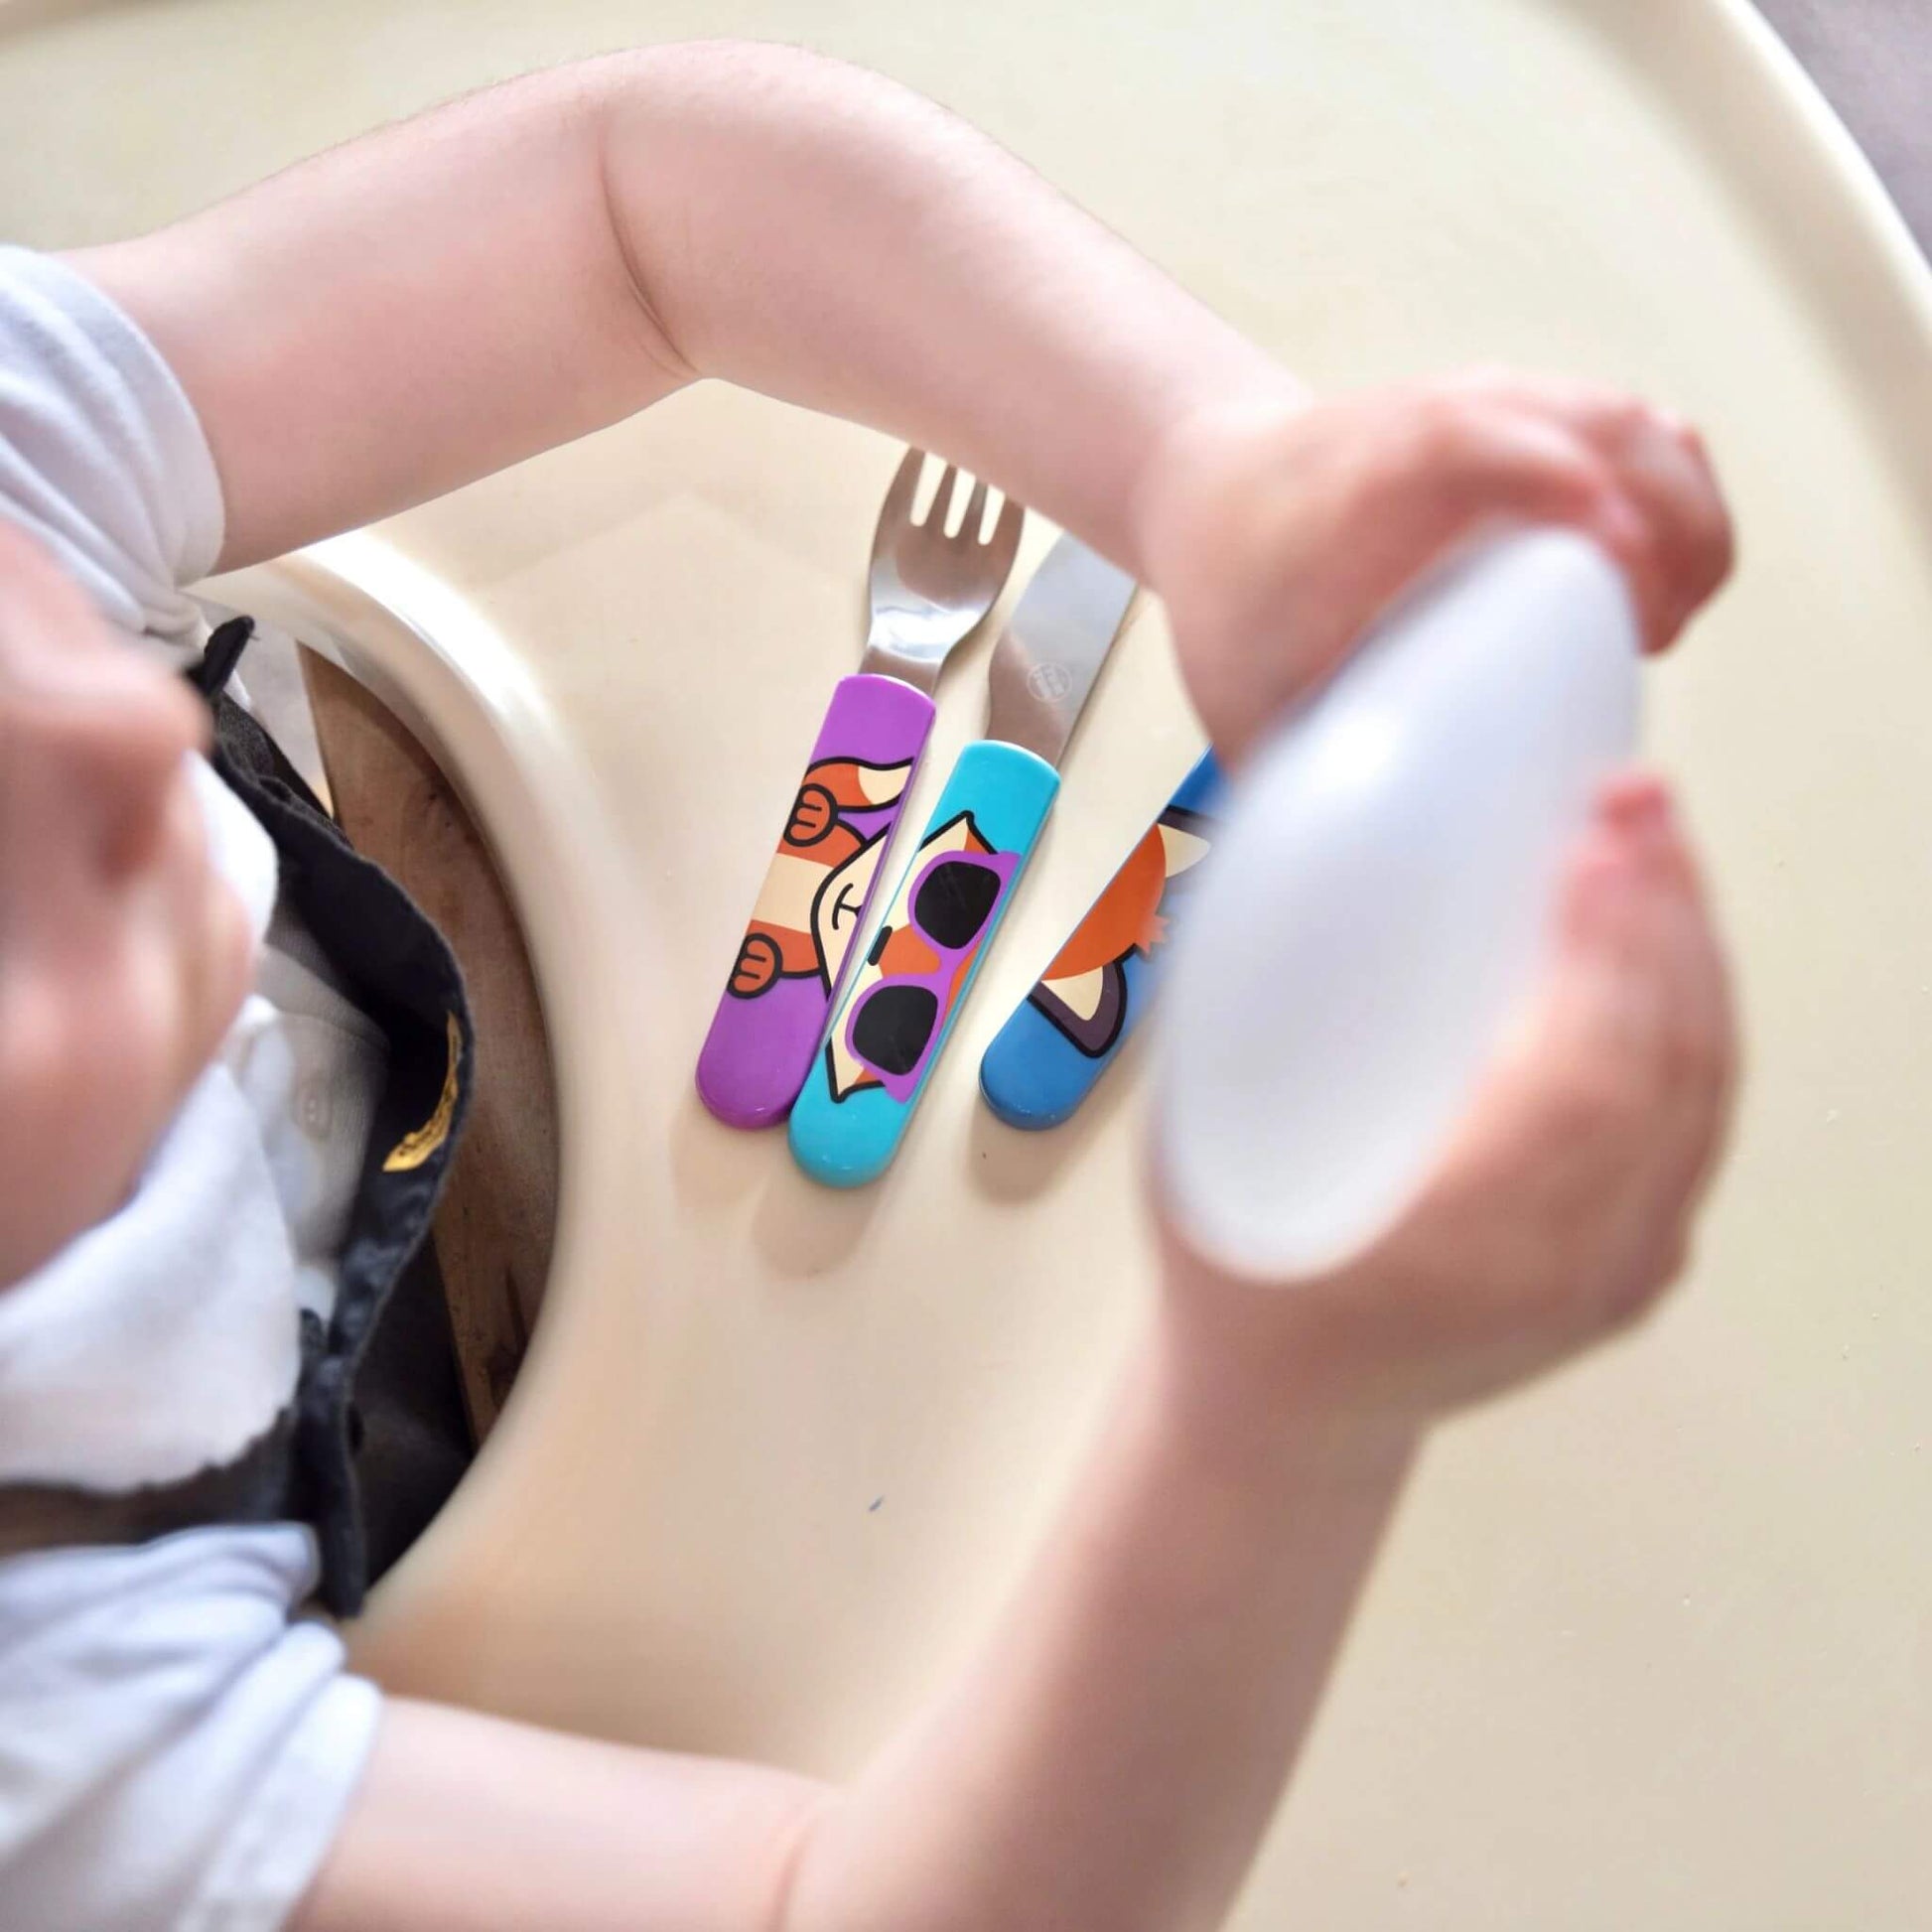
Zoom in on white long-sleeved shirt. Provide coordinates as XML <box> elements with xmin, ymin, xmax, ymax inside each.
<box><xmin>0</xmin><ymin>246</ymin><xmax>385</xmax><ymax>1932</ymax></box>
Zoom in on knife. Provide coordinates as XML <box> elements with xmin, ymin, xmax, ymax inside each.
<box><xmin>788</xmin><ymin>534</ymin><xmax>1139</xmax><ymax>1186</ymax></box>
<box><xmin>979</xmin><ymin>750</ymin><xmax>1225</xmax><ymax>1131</ymax></box>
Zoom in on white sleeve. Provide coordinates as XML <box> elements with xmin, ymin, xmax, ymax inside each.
<box><xmin>0</xmin><ymin>1526</ymin><xmax>381</xmax><ymax>1932</ymax></box>
<box><xmin>0</xmin><ymin>244</ymin><xmax>224</xmax><ymax>656</ymax></box>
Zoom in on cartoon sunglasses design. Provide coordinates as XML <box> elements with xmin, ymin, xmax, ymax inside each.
<box><xmin>838</xmin><ymin>832</ymin><xmax>1018</xmax><ymax>1103</ymax></box>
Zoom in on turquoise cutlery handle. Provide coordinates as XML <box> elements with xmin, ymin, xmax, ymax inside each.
<box><xmin>980</xmin><ymin>751</ymin><xmax>1224</xmax><ymax>1130</ymax></box>
<box><xmin>789</xmin><ymin>739</ymin><xmax>1060</xmax><ymax>1186</ymax></box>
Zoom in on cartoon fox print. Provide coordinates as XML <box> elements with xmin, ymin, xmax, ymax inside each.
<box><xmin>727</xmin><ymin>755</ymin><xmax>913</xmax><ymax>1000</ymax></box>
<box><xmin>1029</xmin><ymin>802</ymin><xmax>1212</xmax><ymax>1056</ymax></box>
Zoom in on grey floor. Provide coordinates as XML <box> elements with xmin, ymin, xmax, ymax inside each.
<box><xmin>1755</xmin><ymin>0</ymin><xmax>1932</xmax><ymax>254</ymax></box>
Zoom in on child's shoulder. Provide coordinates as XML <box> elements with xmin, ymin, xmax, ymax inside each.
<box><xmin>0</xmin><ymin>244</ymin><xmax>220</xmax><ymax>659</ymax></box>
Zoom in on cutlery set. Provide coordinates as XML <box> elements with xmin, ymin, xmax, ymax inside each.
<box><xmin>696</xmin><ymin>449</ymin><xmax>1222</xmax><ymax>1184</ymax></box>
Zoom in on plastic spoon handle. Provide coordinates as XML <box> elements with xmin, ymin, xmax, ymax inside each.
<box><xmin>789</xmin><ymin>738</ymin><xmax>1059</xmax><ymax>1186</ymax></box>
<box><xmin>1159</xmin><ymin>531</ymin><xmax>1640</xmax><ymax>1277</ymax></box>
<box><xmin>696</xmin><ymin>673</ymin><xmax>935</xmax><ymax>1128</ymax></box>
<box><xmin>979</xmin><ymin>751</ymin><xmax>1225</xmax><ymax>1130</ymax></box>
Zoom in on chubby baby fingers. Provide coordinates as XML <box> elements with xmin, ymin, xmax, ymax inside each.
<box><xmin>1431</xmin><ymin>369</ymin><xmax>1731</xmax><ymax>650</ymax></box>
<box><xmin>1517</xmin><ymin>778</ymin><xmax>1735</xmax><ymax>1323</ymax></box>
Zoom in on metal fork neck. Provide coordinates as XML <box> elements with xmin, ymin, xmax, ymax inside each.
<box><xmin>860</xmin><ymin>628</ymin><xmax>948</xmax><ymax>694</ymax></box>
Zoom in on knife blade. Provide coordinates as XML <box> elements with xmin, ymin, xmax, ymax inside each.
<box><xmin>985</xmin><ymin>537</ymin><xmax>1138</xmax><ymax>765</ymax></box>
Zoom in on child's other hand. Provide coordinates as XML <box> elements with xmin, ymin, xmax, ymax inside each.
<box><xmin>0</xmin><ymin>524</ymin><xmax>250</xmax><ymax>1287</ymax></box>
<box><xmin>1160</xmin><ymin>774</ymin><xmax>1735</xmax><ymax>1424</ymax></box>
<box><xmin>1140</xmin><ymin>369</ymin><xmax>1733</xmax><ymax>770</ymax></box>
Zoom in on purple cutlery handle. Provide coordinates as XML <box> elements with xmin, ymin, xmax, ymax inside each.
<box><xmin>697</xmin><ymin>673</ymin><xmax>935</xmax><ymax>1128</ymax></box>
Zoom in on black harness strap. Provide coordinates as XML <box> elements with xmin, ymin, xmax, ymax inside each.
<box><xmin>0</xmin><ymin>621</ymin><xmax>475</xmax><ymax>1616</ymax></box>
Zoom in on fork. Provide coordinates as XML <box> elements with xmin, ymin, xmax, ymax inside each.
<box><xmin>695</xmin><ymin>449</ymin><xmax>1025</xmax><ymax>1127</ymax></box>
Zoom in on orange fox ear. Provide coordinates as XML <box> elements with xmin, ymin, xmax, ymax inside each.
<box><xmin>1043</xmin><ymin>826</ymin><xmax>1167</xmax><ymax>980</ymax></box>
<box><xmin>806</xmin><ymin>756</ymin><xmax>914</xmax><ymax>813</ymax></box>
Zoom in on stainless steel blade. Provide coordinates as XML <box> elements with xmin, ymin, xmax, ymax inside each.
<box><xmin>985</xmin><ymin>536</ymin><xmax>1138</xmax><ymax>767</ymax></box>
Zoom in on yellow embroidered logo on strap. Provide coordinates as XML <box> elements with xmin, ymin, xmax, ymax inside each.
<box><xmin>384</xmin><ymin>1012</ymin><xmax>463</xmax><ymax>1173</ymax></box>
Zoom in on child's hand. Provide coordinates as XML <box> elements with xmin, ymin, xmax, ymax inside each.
<box><xmin>1141</xmin><ymin>369</ymin><xmax>1733</xmax><ymax>770</ymax></box>
<box><xmin>0</xmin><ymin>524</ymin><xmax>250</xmax><ymax>1287</ymax></box>
<box><xmin>1160</xmin><ymin>773</ymin><xmax>1735</xmax><ymax>1423</ymax></box>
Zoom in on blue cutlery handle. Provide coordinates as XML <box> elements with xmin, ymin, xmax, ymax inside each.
<box><xmin>979</xmin><ymin>751</ymin><xmax>1224</xmax><ymax>1130</ymax></box>
<box><xmin>789</xmin><ymin>739</ymin><xmax>1060</xmax><ymax>1186</ymax></box>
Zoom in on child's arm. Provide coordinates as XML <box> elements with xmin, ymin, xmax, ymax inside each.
<box><xmin>73</xmin><ymin>45</ymin><xmax>1726</xmax><ymax>762</ymax></box>
<box><xmin>73</xmin><ymin>43</ymin><xmax>1293</xmax><ymax>584</ymax></box>
<box><xmin>296</xmin><ymin>757</ymin><xmax>1730</xmax><ymax>1932</ymax></box>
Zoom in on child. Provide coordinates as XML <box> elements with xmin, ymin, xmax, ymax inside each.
<box><xmin>0</xmin><ymin>41</ymin><xmax>1733</xmax><ymax>1932</ymax></box>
